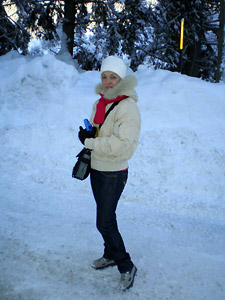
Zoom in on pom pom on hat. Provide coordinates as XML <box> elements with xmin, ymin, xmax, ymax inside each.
<box><xmin>100</xmin><ymin>56</ymin><xmax>127</xmax><ymax>79</ymax></box>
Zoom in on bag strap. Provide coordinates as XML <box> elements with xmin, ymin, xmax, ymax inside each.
<box><xmin>99</xmin><ymin>98</ymin><xmax>127</xmax><ymax>129</ymax></box>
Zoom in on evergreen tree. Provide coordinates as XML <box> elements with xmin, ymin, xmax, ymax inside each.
<box><xmin>151</xmin><ymin>0</ymin><xmax>219</xmax><ymax>80</ymax></box>
<box><xmin>119</xmin><ymin>0</ymin><xmax>153</xmax><ymax>70</ymax></box>
<box><xmin>73</xmin><ymin>0</ymin><xmax>108</xmax><ymax>70</ymax></box>
<box><xmin>73</xmin><ymin>0</ymin><xmax>123</xmax><ymax>70</ymax></box>
<box><xmin>1</xmin><ymin>0</ymin><xmax>221</xmax><ymax>82</ymax></box>
<box><xmin>103</xmin><ymin>0</ymin><xmax>123</xmax><ymax>56</ymax></box>
<box><xmin>79</xmin><ymin>0</ymin><xmax>155</xmax><ymax>71</ymax></box>
<box><xmin>0</xmin><ymin>0</ymin><xmax>63</xmax><ymax>55</ymax></box>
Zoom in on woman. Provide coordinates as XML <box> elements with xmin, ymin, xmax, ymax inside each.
<box><xmin>78</xmin><ymin>56</ymin><xmax>141</xmax><ymax>291</ymax></box>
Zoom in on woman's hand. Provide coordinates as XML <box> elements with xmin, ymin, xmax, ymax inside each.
<box><xmin>78</xmin><ymin>126</ymin><xmax>97</xmax><ymax>145</ymax></box>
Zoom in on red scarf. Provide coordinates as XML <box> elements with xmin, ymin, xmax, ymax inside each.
<box><xmin>93</xmin><ymin>93</ymin><xmax>127</xmax><ymax>124</ymax></box>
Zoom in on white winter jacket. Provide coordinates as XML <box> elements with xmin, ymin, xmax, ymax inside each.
<box><xmin>84</xmin><ymin>75</ymin><xmax>141</xmax><ymax>171</ymax></box>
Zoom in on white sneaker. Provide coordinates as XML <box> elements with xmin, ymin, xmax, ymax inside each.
<box><xmin>91</xmin><ymin>256</ymin><xmax>116</xmax><ymax>269</ymax></box>
<box><xmin>118</xmin><ymin>265</ymin><xmax>137</xmax><ymax>291</ymax></box>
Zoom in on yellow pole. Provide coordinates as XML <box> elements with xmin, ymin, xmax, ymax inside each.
<box><xmin>180</xmin><ymin>18</ymin><xmax>184</xmax><ymax>50</ymax></box>
<box><xmin>179</xmin><ymin>18</ymin><xmax>184</xmax><ymax>72</ymax></box>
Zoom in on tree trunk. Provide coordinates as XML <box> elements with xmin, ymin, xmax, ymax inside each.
<box><xmin>189</xmin><ymin>40</ymin><xmax>201</xmax><ymax>77</ymax></box>
<box><xmin>63</xmin><ymin>0</ymin><xmax>76</xmax><ymax>56</ymax></box>
<box><xmin>216</xmin><ymin>0</ymin><xmax>225</xmax><ymax>82</ymax></box>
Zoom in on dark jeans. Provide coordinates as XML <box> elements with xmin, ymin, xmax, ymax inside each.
<box><xmin>90</xmin><ymin>169</ymin><xmax>133</xmax><ymax>273</ymax></box>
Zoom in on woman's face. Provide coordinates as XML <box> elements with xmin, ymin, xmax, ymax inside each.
<box><xmin>101</xmin><ymin>71</ymin><xmax>121</xmax><ymax>90</ymax></box>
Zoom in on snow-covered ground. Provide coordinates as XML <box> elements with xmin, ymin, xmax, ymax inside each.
<box><xmin>0</xmin><ymin>51</ymin><xmax>225</xmax><ymax>300</ymax></box>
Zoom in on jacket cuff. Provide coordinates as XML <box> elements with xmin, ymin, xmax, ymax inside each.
<box><xmin>84</xmin><ymin>138</ymin><xmax>94</xmax><ymax>150</ymax></box>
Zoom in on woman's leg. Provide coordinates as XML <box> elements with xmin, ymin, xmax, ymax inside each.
<box><xmin>90</xmin><ymin>169</ymin><xmax>133</xmax><ymax>273</ymax></box>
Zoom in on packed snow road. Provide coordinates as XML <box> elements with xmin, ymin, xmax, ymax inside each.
<box><xmin>1</xmin><ymin>180</ymin><xmax>225</xmax><ymax>300</ymax></box>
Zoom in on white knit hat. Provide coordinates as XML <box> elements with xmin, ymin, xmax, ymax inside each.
<box><xmin>100</xmin><ymin>56</ymin><xmax>127</xmax><ymax>79</ymax></box>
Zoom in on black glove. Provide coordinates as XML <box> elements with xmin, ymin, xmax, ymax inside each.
<box><xmin>78</xmin><ymin>126</ymin><xmax>97</xmax><ymax>145</ymax></box>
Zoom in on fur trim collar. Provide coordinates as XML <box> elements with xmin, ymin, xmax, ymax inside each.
<box><xmin>95</xmin><ymin>75</ymin><xmax>138</xmax><ymax>102</ymax></box>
